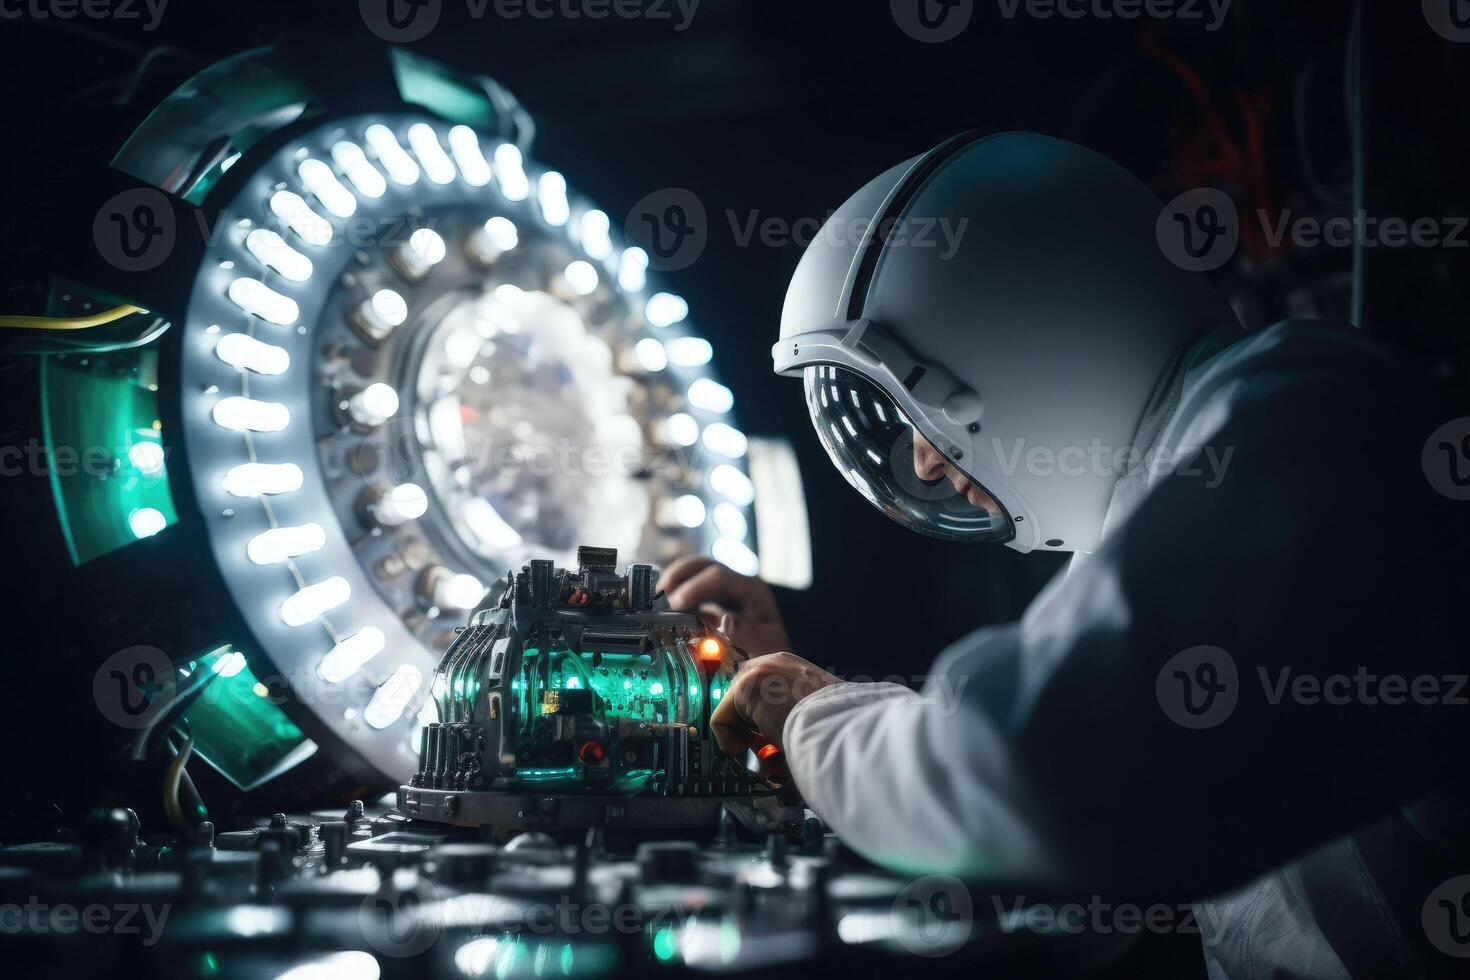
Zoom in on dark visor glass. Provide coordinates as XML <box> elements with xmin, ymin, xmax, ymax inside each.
<box><xmin>803</xmin><ymin>365</ymin><xmax>1013</xmax><ymax>543</ymax></box>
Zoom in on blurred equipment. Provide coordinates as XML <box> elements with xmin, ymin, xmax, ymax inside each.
<box><xmin>0</xmin><ymin>795</ymin><xmax>1006</xmax><ymax>979</ymax></box>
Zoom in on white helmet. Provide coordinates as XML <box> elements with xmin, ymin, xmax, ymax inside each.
<box><xmin>773</xmin><ymin>131</ymin><xmax>1233</xmax><ymax>553</ymax></box>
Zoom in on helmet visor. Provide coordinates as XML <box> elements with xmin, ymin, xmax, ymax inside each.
<box><xmin>803</xmin><ymin>365</ymin><xmax>1013</xmax><ymax>543</ymax></box>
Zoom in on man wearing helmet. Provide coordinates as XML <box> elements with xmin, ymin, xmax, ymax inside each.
<box><xmin>664</xmin><ymin>132</ymin><xmax>1470</xmax><ymax>978</ymax></box>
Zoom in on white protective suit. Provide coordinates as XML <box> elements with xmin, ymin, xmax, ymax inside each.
<box><xmin>784</xmin><ymin>319</ymin><xmax>1470</xmax><ymax>979</ymax></box>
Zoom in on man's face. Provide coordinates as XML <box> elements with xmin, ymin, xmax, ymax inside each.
<box><xmin>913</xmin><ymin>432</ymin><xmax>1004</xmax><ymax>517</ymax></box>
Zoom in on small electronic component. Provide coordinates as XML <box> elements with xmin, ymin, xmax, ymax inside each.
<box><xmin>400</xmin><ymin>547</ymin><xmax>783</xmax><ymax>832</ymax></box>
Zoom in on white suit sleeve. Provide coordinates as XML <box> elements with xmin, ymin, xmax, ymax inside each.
<box><xmin>784</xmin><ymin>641</ymin><xmax>1062</xmax><ymax>884</ymax></box>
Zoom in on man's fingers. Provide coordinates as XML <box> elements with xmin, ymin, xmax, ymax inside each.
<box><xmin>658</xmin><ymin>555</ymin><xmax>717</xmax><ymax>597</ymax></box>
<box><xmin>757</xmin><ymin>751</ymin><xmax>792</xmax><ymax>785</ymax></box>
<box><xmin>666</xmin><ymin>562</ymin><xmax>759</xmax><ymax>613</ymax></box>
<box><xmin>709</xmin><ymin>678</ymin><xmax>760</xmax><ymax>758</ymax></box>
<box><xmin>695</xmin><ymin>603</ymin><xmax>742</xmax><ymax>638</ymax></box>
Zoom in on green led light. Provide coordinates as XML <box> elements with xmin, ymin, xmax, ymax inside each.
<box><xmin>518</xmin><ymin>767</ymin><xmax>579</xmax><ymax>781</ymax></box>
<box><xmin>652</xmin><ymin>927</ymin><xmax>678</xmax><ymax>962</ymax></box>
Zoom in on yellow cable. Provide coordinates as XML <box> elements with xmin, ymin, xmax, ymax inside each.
<box><xmin>0</xmin><ymin>304</ymin><xmax>148</xmax><ymax>331</ymax></box>
<box><xmin>163</xmin><ymin>735</ymin><xmax>193</xmax><ymax>832</ymax></box>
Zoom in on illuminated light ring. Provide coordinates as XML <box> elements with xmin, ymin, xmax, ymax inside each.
<box><xmin>177</xmin><ymin>115</ymin><xmax>756</xmax><ymax>782</ymax></box>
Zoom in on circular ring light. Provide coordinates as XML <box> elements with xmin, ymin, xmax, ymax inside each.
<box><xmin>175</xmin><ymin>108</ymin><xmax>758</xmax><ymax>782</ymax></box>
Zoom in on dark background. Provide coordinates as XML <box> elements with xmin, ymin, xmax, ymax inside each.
<box><xmin>0</xmin><ymin>3</ymin><xmax>1465</xmax><ymax>974</ymax></box>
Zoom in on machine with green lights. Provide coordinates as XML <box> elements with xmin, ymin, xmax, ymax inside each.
<box><xmin>399</xmin><ymin>546</ymin><xmax>783</xmax><ymax>833</ymax></box>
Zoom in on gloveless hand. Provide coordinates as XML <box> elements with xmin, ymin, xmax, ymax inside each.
<box><xmin>661</xmin><ymin>556</ymin><xmax>792</xmax><ymax>657</ymax></box>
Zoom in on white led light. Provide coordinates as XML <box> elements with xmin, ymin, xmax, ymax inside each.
<box><xmin>222</xmin><ymin>462</ymin><xmax>304</xmax><ymax>497</ymax></box>
<box><xmin>673</xmin><ymin>494</ymin><xmax>707</xmax><ymax>529</ymax></box>
<box><xmin>407</xmin><ymin>123</ymin><xmax>456</xmax><ymax>184</ymax></box>
<box><xmin>662</xmin><ymin>412</ymin><xmax>699</xmax><ymax>447</ymax></box>
<box><xmin>710</xmin><ymin>463</ymin><xmax>755</xmax><ymax>505</ymax></box>
<box><xmin>216</xmin><ymin>333</ymin><xmax>290</xmax><ymax>375</ymax></box>
<box><xmin>375</xmin><ymin>483</ymin><xmax>428</xmax><ymax>526</ymax></box>
<box><xmin>397</xmin><ymin>227</ymin><xmax>446</xmax><ymax>279</ymax></box>
<box><xmin>347</xmin><ymin>383</ymin><xmax>400</xmax><ymax>428</ymax></box>
<box><xmin>331</xmin><ymin>140</ymin><xmax>387</xmax><ymax>199</ymax></box>
<box><xmin>212</xmin><ymin>396</ymin><xmax>290</xmax><ymax>433</ymax></box>
<box><xmin>646</xmin><ymin>292</ymin><xmax>689</xmax><ymax>327</ymax></box>
<box><xmin>128</xmin><ymin>441</ymin><xmax>166</xmax><ymax>476</ymax></box>
<box><xmin>493</xmin><ymin>143</ymin><xmax>529</xmax><ymax>200</ymax></box>
<box><xmin>365</xmin><ymin>124</ymin><xmax>421</xmax><ymax>185</ymax></box>
<box><xmin>247</xmin><ymin>523</ymin><xmax>327</xmax><ymax>565</ymax></box>
<box><xmin>318</xmin><ymin>627</ymin><xmax>387</xmax><ymax>684</ymax></box>
<box><xmin>444</xmin><ymin>328</ymin><xmax>483</xmax><ymax>369</ymax></box>
<box><xmin>277</xmin><ymin>951</ymin><xmax>380</xmax><ymax>980</ymax></box>
<box><xmin>713</xmin><ymin>536</ymin><xmax>760</xmax><ymax>576</ymax></box>
<box><xmin>634</xmin><ymin>338</ymin><xmax>668</xmax><ymax>372</ymax></box>
<box><xmin>435</xmin><ymin>572</ymin><xmax>486</xmax><ymax>611</ymax></box>
<box><xmin>298</xmin><ymin>158</ymin><xmax>357</xmax><ymax>218</ymax></box>
<box><xmin>537</xmin><ymin>172</ymin><xmax>570</xmax><ymax>225</ymax></box>
<box><xmin>269</xmin><ymin>190</ymin><xmax>333</xmax><ymax>247</ymax></box>
<box><xmin>356</xmin><ymin>288</ymin><xmax>408</xmax><ymax>339</ymax></box>
<box><xmin>228</xmin><ymin>278</ymin><xmax>299</xmax><ymax>325</ymax></box>
<box><xmin>244</xmin><ymin>229</ymin><xmax>312</xmax><ymax>282</ymax></box>
<box><xmin>470</xmin><ymin>216</ymin><xmax>519</xmax><ymax>263</ymax></box>
<box><xmin>668</xmin><ymin>336</ymin><xmax>713</xmax><ymax>367</ymax></box>
<box><xmin>211</xmin><ymin>651</ymin><xmax>247</xmax><ymax>678</ymax></box>
<box><xmin>713</xmin><ymin>501</ymin><xmax>749</xmax><ymax>540</ymax></box>
<box><xmin>280</xmin><ymin>576</ymin><xmax>351</xmax><ymax>627</ymax></box>
<box><xmin>128</xmin><ymin>507</ymin><xmax>167</xmax><ymax>539</ymax></box>
<box><xmin>364</xmin><ymin>664</ymin><xmax>423</xmax><ymax>729</ymax></box>
<box><xmin>702</xmin><ymin>422</ymin><xmax>749</xmax><ymax>458</ymax></box>
<box><xmin>618</xmin><ymin>247</ymin><xmax>649</xmax><ymax>292</ymax></box>
<box><xmin>563</xmin><ymin>260</ymin><xmax>599</xmax><ymax>296</ymax></box>
<box><xmin>687</xmin><ymin>378</ymin><xmax>735</xmax><ymax>414</ymax></box>
<box><xmin>579</xmin><ymin>209</ymin><xmax>613</xmax><ymax>259</ymax></box>
<box><xmin>448</xmin><ymin>126</ymin><xmax>492</xmax><ymax>186</ymax></box>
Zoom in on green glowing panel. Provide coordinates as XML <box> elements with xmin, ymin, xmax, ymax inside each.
<box><xmin>558</xmin><ymin>653</ymin><xmax>673</xmax><ymax>723</ymax></box>
<box><xmin>509</xmin><ymin>646</ymin><xmax>711</xmax><ymax>791</ymax></box>
<box><xmin>178</xmin><ymin>648</ymin><xmax>316</xmax><ymax>791</ymax></box>
<box><xmin>390</xmin><ymin>48</ymin><xmax>496</xmax><ymax>128</ymax></box>
<box><xmin>40</xmin><ymin>348</ymin><xmax>178</xmax><ymax>565</ymax></box>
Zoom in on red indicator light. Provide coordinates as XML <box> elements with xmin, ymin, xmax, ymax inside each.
<box><xmin>756</xmin><ymin>743</ymin><xmax>780</xmax><ymax>761</ymax></box>
<box><xmin>578</xmin><ymin>740</ymin><xmax>606</xmax><ymax>764</ymax></box>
